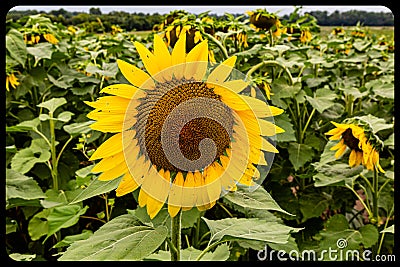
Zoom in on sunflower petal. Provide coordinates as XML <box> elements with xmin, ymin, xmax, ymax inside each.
<box><xmin>207</xmin><ymin>56</ymin><xmax>237</xmax><ymax>84</ymax></box>
<box><xmin>116</xmin><ymin>59</ymin><xmax>155</xmax><ymax>88</ymax></box>
<box><xmin>134</xmin><ymin>41</ymin><xmax>161</xmax><ymax>77</ymax></box>
<box><xmin>171</xmin><ymin>32</ymin><xmax>186</xmax><ymax>79</ymax></box>
<box><xmin>168</xmin><ymin>172</ymin><xmax>184</xmax><ymax>217</ymax></box>
<box><xmin>116</xmin><ymin>173</ymin><xmax>140</xmax><ymax>196</ymax></box>
<box><xmin>185</xmin><ymin>40</ymin><xmax>208</xmax><ymax>80</ymax></box>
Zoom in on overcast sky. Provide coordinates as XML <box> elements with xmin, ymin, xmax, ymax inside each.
<box><xmin>9</xmin><ymin>5</ymin><xmax>393</xmax><ymax>16</ymax></box>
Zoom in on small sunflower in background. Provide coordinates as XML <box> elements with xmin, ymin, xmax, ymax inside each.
<box><xmin>325</xmin><ymin>118</ymin><xmax>385</xmax><ymax>173</ymax></box>
<box><xmin>299</xmin><ymin>28</ymin><xmax>312</xmax><ymax>43</ymax></box>
<box><xmin>6</xmin><ymin>72</ymin><xmax>20</xmax><ymax>92</ymax></box>
<box><xmin>111</xmin><ymin>25</ymin><xmax>123</xmax><ymax>35</ymax></box>
<box><xmin>246</xmin><ymin>9</ymin><xmax>280</xmax><ymax>32</ymax></box>
<box><xmin>86</xmin><ymin>33</ymin><xmax>284</xmax><ymax>219</ymax></box>
<box><xmin>331</xmin><ymin>26</ymin><xmax>346</xmax><ymax>36</ymax></box>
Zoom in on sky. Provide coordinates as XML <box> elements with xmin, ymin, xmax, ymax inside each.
<box><xmin>9</xmin><ymin>5</ymin><xmax>393</xmax><ymax>16</ymax></box>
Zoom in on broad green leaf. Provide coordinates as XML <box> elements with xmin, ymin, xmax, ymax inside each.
<box><xmin>274</xmin><ymin>113</ymin><xmax>296</xmax><ymax>142</ymax></box>
<box><xmin>203</xmin><ymin>217</ymin><xmax>302</xmax><ymax>246</ymax></box>
<box><xmin>313</xmin><ymin>163</ymin><xmax>363</xmax><ymax>187</ymax></box>
<box><xmin>6</xmin><ymin>118</ymin><xmax>40</xmax><ymax>132</ymax></box>
<box><xmin>380</xmin><ymin>225</ymin><xmax>394</xmax><ymax>234</ymax></box>
<box><xmin>352</xmin><ymin>40</ymin><xmax>371</xmax><ymax>52</ymax></box>
<box><xmin>287</xmin><ymin>143</ymin><xmax>314</xmax><ymax>171</ymax></box>
<box><xmin>313</xmin><ymin>140</ymin><xmax>337</xmax><ymax>168</ymax></box>
<box><xmin>233</xmin><ymin>44</ymin><xmax>263</xmax><ymax>57</ymax></box>
<box><xmin>27</xmin><ymin>42</ymin><xmax>53</xmax><ymax>61</ymax></box>
<box><xmin>359</xmin><ymin>224</ymin><xmax>379</xmax><ymax>248</ymax></box>
<box><xmin>339</xmin><ymin>87</ymin><xmax>368</xmax><ymax>100</ymax></box>
<box><xmin>37</xmin><ymin>97</ymin><xmax>67</xmax><ymax>113</ymax></box>
<box><xmin>6</xmin><ymin>218</ymin><xmax>18</xmax><ymax>234</ymax></box>
<box><xmin>304</xmin><ymin>76</ymin><xmax>329</xmax><ymax>88</ymax></box>
<box><xmin>181</xmin><ymin>208</ymin><xmax>203</xmax><ymax>229</ymax></box>
<box><xmin>305</xmin><ymin>87</ymin><xmax>337</xmax><ymax>113</ymax></box>
<box><xmin>47</xmin><ymin>74</ymin><xmax>71</xmax><ymax>89</ymax></box>
<box><xmin>270</xmin><ymin>78</ymin><xmax>302</xmax><ymax>99</ymax></box>
<box><xmin>130</xmin><ymin>207</ymin><xmax>170</xmax><ymax>231</ymax></box>
<box><xmin>28</xmin><ymin>208</ymin><xmax>51</xmax><ymax>241</ymax></box>
<box><xmin>299</xmin><ymin>193</ymin><xmax>330</xmax><ymax>222</ymax></box>
<box><xmin>6</xmin><ymin>29</ymin><xmax>27</xmax><ymax>67</ymax></box>
<box><xmin>63</xmin><ymin>121</ymin><xmax>94</xmax><ymax>137</ymax></box>
<box><xmin>8</xmin><ymin>253</ymin><xmax>36</xmax><ymax>261</ymax></box>
<box><xmin>383</xmin><ymin>133</ymin><xmax>394</xmax><ymax>147</ymax></box>
<box><xmin>355</xmin><ymin>114</ymin><xmax>393</xmax><ymax>133</ymax></box>
<box><xmin>223</xmin><ymin>185</ymin><xmax>293</xmax><ymax>216</ymax></box>
<box><xmin>58</xmin><ymin>214</ymin><xmax>168</xmax><ymax>261</ymax></box>
<box><xmin>40</xmin><ymin>189</ymin><xmax>68</xmax><ymax>208</ymax></box>
<box><xmin>52</xmin><ymin>230</ymin><xmax>93</xmax><ymax>248</ymax></box>
<box><xmin>11</xmin><ymin>139</ymin><xmax>51</xmax><ymax>174</ymax></box>
<box><xmin>69</xmin><ymin>176</ymin><xmax>122</xmax><ymax>204</ymax></box>
<box><xmin>145</xmin><ymin>243</ymin><xmax>230</xmax><ymax>261</ymax></box>
<box><xmin>372</xmin><ymin>83</ymin><xmax>394</xmax><ymax>99</ymax></box>
<box><xmin>45</xmin><ymin>205</ymin><xmax>89</xmax><ymax>242</ymax></box>
<box><xmin>57</xmin><ymin>111</ymin><xmax>74</xmax><ymax>122</ymax></box>
<box><xmin>325</xmin><ymin>214</ymin><xmax>349</xmax><ymax>232</ymax></box>
<box><xmin>71</xmin><ymin>84</ymin><xmax>96</xmax><ymax>95</ymax></box>
<box><xmin>6</xmin><ymin>169</ymin><xmax>46</xmax><ymax>201</ymax></box>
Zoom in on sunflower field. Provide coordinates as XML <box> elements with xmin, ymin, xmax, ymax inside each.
<box><xmin>5</xmin><ymin>8</ymin><xmax>395</xmax><ymax>262</ymax></box>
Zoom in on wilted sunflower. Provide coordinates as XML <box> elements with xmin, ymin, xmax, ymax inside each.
<box><xmin>43</xmin><ymin>33</ymin><xmax>59</xmax><ymax>44</ymax></box>
<box><xmin>6</xmin><ymin>73</ymin><xmax>20</xmax><ymax>91</ymax></box>
<box><xmin>325</xmin><ymin>120</ymin><xmax>385</xmax><ymax>173</ymax></box>
<box><xmin>246</xmin><ymin>9</ymin><xmax>280</xmax><ymax>31</ymax></box>
<box><xmin>86</xmin><ymin>34</ymin><xmax>284</xmax><ymax>219</ymax></box>
<box><xmin>300</xmin><ymin>29</ymin><xmax>312</xmax><ymax>43</ymax></box>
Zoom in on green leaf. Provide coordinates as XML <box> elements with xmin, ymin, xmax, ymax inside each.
<box><xmin>145</xmin><ymin>243</ymin><xmax>230</xmax><ymax>261</ymax></box>
<box><xmin>28</xmin><ymin>208</ymin><xmax>51</xmax><ymax>241</ymax></box>
<box><xmin>47</xmin><ymin>74</ymin><xmax>71</xmax><ymax>89</ymax></box>
<box><xmin>380</xmin><ymin>225</ymin><xmax>394</xmax><ymax>234</ymax></box>
<box><xmin>63</xmin><ymin>121</ymin><xmax>94</xmax><ymax>137</ymax></box>
<box><xmin>313</xmin><ymin>163</ymin><xmax>363</xmax><ymax>187</ymax></box>
<box><xmin>69</xmin><ymin>176</ymin><xmax>122</xmax><ymax>204</ymax></box>
<box><xmin>11</xmin><ymin>139</ymin><xmax>51</xmax><ymax>174</ymax></box>
<box><xmin>274</xmin><ymin>113</ymin><xmax>296</xmax><ymax>142</ymax></box>
<box><xmin>37</xmin><ymin>97</ymin><xmax>67</xmax><ymax>113</ymax></box>
<box><xmin>383</xmin><ymin>133</ymin><xmax>394</xmax><ymax>147</ymax></box>
<box><xmin>6</xmin><ymin>29</ymin><xmax>27</xmax><ymax>67</ymax></box>
<box><xmin>359</xmin><ymin>224</ymin><xmax>379</xmax><ymax>248</ymax></box>
<box><xmin>181</xmin><ymin>208</ymin><xmax>203</xmax><ymax>229</ymax></box>
<box><xmin>57</xmin><ymin>111</ymin><xmax>74</xmax><ymax>123</ymax></box>
<box><xmin>8</xmin><ymin>253</ymin><xmax>36</xmax><ymax>261</ymax></box>
<box><xmin>202</xmin><ymin>217</ymin><xmax>302</xmax><ymax>246</ymax></box>
<box><xmin>325</xmin><ymin>214</ymin><xmax>349</xmax><ymax>232</ymax></box>
<box><xmin>287</xmin><ymin>142</ymin><xmax>314</xmax><ymax>171</ymax></box>
<box><xmin>299</xmin><ymin>193</ymin><xmax>330</xmax><ymax>222</ymax></box>
<box><xmin>6</xmin><ymin>118</ymin><xmax>40</xmax><ymax>132</ymax></box>
<box><xmin>355</xmin><ymin>114</ymin><xmax>393</xmax><ymax>133</ymax></box>
<box><xmin>338</xmin><ymin>87</ymin><xmax>368</xmax><ymax>100</ymax></box>
<box><xmin>58</xmin><ymin>214</ymin><xmax>168</xmax><ymax>261</ymax></box>
<box><xmin>304</xmin><ymin>77</ymin><xmax>329</xmax><ymax>88</ymax></box>
<box><xmin>223</xmin><ymin>185</ymin><xmax>294</xmax><ymax>216</ymax></box>
<box><xmin>52</xmin><ymin>230</ymin><xmax>93</xmax><ymax>248</ymax></box>
<box><xmin>45</xmin><ymin>205</ymin><xmax>89</xmax><ymax>242</ymax></box>
<box><xmin>6</xmin><ymin>169</ymin><xmax>46</xmax><ymax>201</ymax></box>
<box><xmin>129</xmin><ymin>206</ymin><xmax>170</xmax><ymax>231</ymax></box>
<box><xmin>27</xmin><ymin>42</ymin><xmax>53</xmax><ymax>61</ymax></box>
<box><xmin>305</xmin><ymin>87</ymin><xmax>337</xmax><ymax>113</ymax></box>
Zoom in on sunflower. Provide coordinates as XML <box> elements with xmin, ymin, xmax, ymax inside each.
<box><xmin>325</xmin><ymin>120</ymin><xmax>385</xmax><ymax>173</ymax></box>
<box><xmin>300</xmin><ymin>29</ymin><xmax>312</xmax><ymax>43</ymax></box>
<box><xmin>6</xmin><ymin>73</ymin><xmax>20</xmax><ymax>91</ymax></box>
<box><xmin>86</xmin><ymin>34</ymin><xmax>284</xmax><ymax>219</ymax></box>
<box><xmin>43</xmin><ymin>33</ymin><xmax>59</xmax><ymax>44</ymax></box>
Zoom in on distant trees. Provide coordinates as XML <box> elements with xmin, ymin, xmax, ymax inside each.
<box><xmin>6</xmin><ymin>8</ymin><xmax>394</xmax><ymax>32</ymax></box>
<box><xmin>284</xmin><ymin>10</ymin><xmax>394</xmax><ymax>26</ymax></box>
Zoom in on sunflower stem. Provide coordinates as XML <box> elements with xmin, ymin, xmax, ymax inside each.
<box><xmin>203</xmin><ymin>32</ymin><xmax>229</xmax><ymax>60</ymax></box>
<box><xmin>49</xmin><ymin>112</ymin><xmax>59</xmax><ymax>192</ymax></box>
<box><xmin>245</xmin><ymin>60</ymin><xmax>293</xmax><ymax>85</ymax></box>
<box><xmin>372</xmin><ymin>167</ymin><xmax>379</xmax><ymax>225</ymax></box>
<box><xmin>170</xmin><ymin>210</ymin><xmax>182</xmax><ymax>261</ymax></box>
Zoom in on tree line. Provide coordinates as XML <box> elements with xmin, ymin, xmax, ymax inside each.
<box><xmin>6</xmin><ymin>7</ymin><xmax>394</xmax><ymax>32</ymax></box>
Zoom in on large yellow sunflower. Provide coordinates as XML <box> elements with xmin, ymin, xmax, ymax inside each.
<box><xmin>325</xmin><ymin>121</ymin><xmax>385</xmax><ymax>173</ymax></box>
<box><xmin>86</xmin><ymin>33</ymin><xmax>284</xmax><ymax>219</ymax></box>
